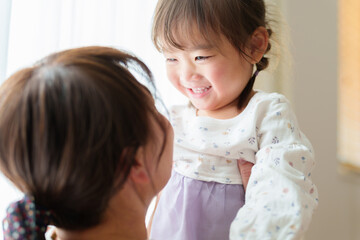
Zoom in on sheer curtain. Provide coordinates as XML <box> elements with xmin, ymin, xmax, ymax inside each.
<box><xmin>0</xmin><ymin>0</ymin><xmax>11</xmax><ymax>84</ymax></box>
<box><xmin>5</xmin><ymin>0</ymin><xmax>185</xmax><ymax>104</ymax></box>
<box><xmin>0</xmin><ymin>1</ymin><xmax>185</xmax><ymax>237</ymax></box>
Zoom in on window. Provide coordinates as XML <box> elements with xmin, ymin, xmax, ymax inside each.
<box><xmin>338</xmin><ymin>0</ymin><xmax>360</xmax><ymax>172</ymax></box>
<box><xmin>0</xmin><ymin>0</ymin><xmax>11</xmax><ymax>83</ymax></box>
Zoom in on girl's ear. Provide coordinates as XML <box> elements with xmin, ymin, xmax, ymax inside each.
<box><xmin>129</xmin><ymin>147</ymin><xmax>151</xmax><ymax>184</ymax></box>
<box><xmin>247</xmin><ymin>26</ymin><xmax>269</xmax><ymax>64</ymax></box>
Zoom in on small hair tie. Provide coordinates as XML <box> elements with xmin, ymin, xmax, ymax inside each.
<box><xmin>253</xmin><ymin>70</ymin><xmax>260</xmax><ymax>78</ymax></box>
<box><xmin>3</xmin><ymin>195</ymin><xmax>54</xmax><ymax>240</ymax></box>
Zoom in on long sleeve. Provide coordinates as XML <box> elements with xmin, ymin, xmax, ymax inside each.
<box><xmin>229</xmin><ymin>93</ymin><xmax>318</xmax><ymax>240</ymax></box>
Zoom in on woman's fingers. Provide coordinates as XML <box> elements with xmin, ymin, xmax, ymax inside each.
<box><xmin>237</xmin><ymin>159</ymin><xmax>254</xmax><ymax>191</ymax></box>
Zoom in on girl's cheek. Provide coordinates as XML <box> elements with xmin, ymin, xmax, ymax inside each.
<box><xmin>210</xmin><ymin>65</ymin><xmax>228</xmax><ymax>79</ymax></box>
<box><xmin>166</xmin><ymin>71</ymin><xmax>179</xmax><ymax>85</ymax></box>
<box><xmin>166</xmin><ymin>67</ymin><xmax>174</xmax><ymax>79</ymax></box>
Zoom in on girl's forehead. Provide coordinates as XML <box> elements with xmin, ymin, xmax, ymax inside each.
<box><xmin>159</xmin><ymin>27</ymin><xmax>223</xmax><ymax>52</ymax></box>
<box><xmin>160</xmin><ymin>31</ymin><xmax>229</xmax><ymax>54</ymax></box>
<box><xmin>162</xmin><ymin>41</ymin><xmax>214</xmax><ymax>53</ymax></box>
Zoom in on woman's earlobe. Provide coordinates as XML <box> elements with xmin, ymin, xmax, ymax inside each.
<box><xmin>129</xmin><ymin>147</ymin><xmax>151</xmax><ymax>184</ymax></box>
<box><xmin>249</xmin><ymin>26</ymin><xmax>269</xmax><ymax>63</ymax></box>
<box><xmin>130</xmin><ymin>166</ymin><xmax>151</xmax><ymax>183</ymax></box>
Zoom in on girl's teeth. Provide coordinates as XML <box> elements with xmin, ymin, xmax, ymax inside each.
<box><xmin>192</xmin><ymin>87</ymin><xmax>210</xmax><ymax>94</ymax></box>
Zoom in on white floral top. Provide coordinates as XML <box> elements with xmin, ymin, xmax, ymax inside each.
<box><xmin>170</xmin><ymin>91</ymin><xmax>318</xmax><ymax>239</ymax></box>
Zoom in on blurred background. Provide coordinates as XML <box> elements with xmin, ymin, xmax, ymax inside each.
<box><xmin>0</xmin><ymin>0</ymin><xmax>359</xmax><ymax>239</ymax></box>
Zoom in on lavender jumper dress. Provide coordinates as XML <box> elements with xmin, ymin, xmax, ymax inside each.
<box><xmin>150</xmin><ymin>170</ymin><xmax>245</xmax><ymax>240</ymax></box>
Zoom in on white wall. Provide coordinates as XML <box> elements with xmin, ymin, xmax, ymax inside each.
<box><xmin>285</xmin><ymin>1</ymin><xmax>360</xmax><ymax>239</ymax></box>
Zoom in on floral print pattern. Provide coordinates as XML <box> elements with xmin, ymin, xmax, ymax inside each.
<box><xmin>168</xmin><ymin>91</ymin><xmax>318</xmax><ymax>239</ymax></box>
<box><xmin>3</xmin><ymin>195</ymin><xmax>53</xmax><ymax>240</ymax></box>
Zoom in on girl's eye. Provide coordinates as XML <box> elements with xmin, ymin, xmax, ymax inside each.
<box><xmin>195</xmin><ymin>56</ymin><xmax>210</xmax><ymax>61</ymax></box>
<box><xmin>166</xmin><ymin>58</ymin><xmax>177</xmax><ymax>62</ymax></box>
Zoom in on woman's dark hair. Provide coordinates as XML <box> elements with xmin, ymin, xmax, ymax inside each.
<box><xmin>0</xmin><ymin>46</ymin><xmax>167</xmax><ymax>232</ymax></box>
<box><xmin>152</xmin><ymin>0</ymin><xmax>273</xmax><ymax>108</ymax></box>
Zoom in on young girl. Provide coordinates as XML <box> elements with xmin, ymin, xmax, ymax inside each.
<box><xmin>0</xmin><ymin>46</ymin><xmax>174</xmax><ymax>240</ymax></box>
<box><xmin>150</xmin><ymin>0</ymin><xmax>318</xmax><ymax>239</ymax></box>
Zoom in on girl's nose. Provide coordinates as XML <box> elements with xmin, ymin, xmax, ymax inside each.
<box><xmin>180</xmin><ymin>61</ymin><xmax>201</xmax><ymax>82</ymax></box>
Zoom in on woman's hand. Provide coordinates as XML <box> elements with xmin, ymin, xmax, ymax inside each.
<box><xmin>237</xmin><ymin>159</ymin><xmax>254</xmax><ymax>191</ymax></box>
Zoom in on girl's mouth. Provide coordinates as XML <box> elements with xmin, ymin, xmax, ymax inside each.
<box><xmin>189</xmin><ymin>86</ymin><xmax>211</xmax><ymax>94</ymax></box>
<box><xmin>186</xmin><ymin>86</ymin><xmax>212</xmax><ymax>99</ymax></box>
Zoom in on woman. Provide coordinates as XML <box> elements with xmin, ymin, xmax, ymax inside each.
<box><xmin>0</xmin><ymin>46</ymin><xmax>173</xmax><ymax>240</ymax></box>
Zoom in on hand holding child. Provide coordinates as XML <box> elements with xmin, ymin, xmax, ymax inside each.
<box><xmin>237</xmin><ymin>159</ymin><xmax>254</xmax><ymax>191</ymax></box>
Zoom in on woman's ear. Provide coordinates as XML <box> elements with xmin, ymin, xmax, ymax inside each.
<box><xmin>247</xmin><ymin>26</ymin><xmax>269</xmax><ymax>64</ymax></box>
<box><xmin>129</xmin><ymin>147</ymin><xmax>151</xmax><ymax>184</ymax></box>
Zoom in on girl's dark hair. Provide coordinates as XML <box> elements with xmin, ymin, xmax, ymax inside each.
<box><xmin>0</xmin><ymin>46</ymin><xmax>166</xmax><ymax>231</ymax></box>
<box><xmin>152</xmin><ymin>0</ymin><xmax>273</xmax><ymax>108</ymax></box>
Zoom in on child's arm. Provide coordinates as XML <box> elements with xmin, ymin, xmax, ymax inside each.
<box><xmin>230</xmin><ymin>94</ymin><xmax>318</xmax><ymax>240</ymax></box>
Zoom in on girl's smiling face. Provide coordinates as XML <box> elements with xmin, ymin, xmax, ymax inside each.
<box><xmin>163</xmin><ymin>34</ymin><xmax>254</xmax><ymax>119</ymax></box>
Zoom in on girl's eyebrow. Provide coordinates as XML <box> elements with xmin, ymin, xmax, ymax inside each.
<box><xmin>188</xmin><ymin>44</ymin><xmax>213</xmax><ymax>51</ymax></box>
<box><xmin>162</xmin><ymin>44</ymin><xmax>213</xmax><ymax>53</ymax></box>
